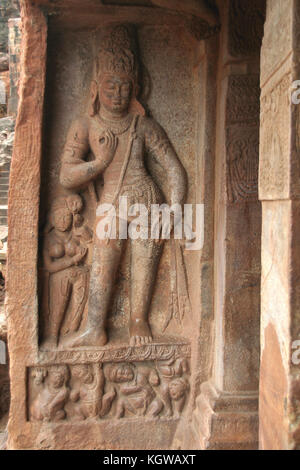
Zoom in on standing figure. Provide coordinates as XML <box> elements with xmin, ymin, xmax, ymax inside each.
<box><xmin>42</xmin><ymin>196</ymin><xmax>89</xmax><ymax>348</ymax></box>
<box><xmin>59</xmin><ymin>25</ymin><xmax>187</xmax><ymax>347</ymax></box>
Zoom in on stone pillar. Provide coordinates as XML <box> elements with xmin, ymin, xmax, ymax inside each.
<box><xmin>259</xmin><ymin>0</ymin><xmax>300</xmax><ymax>450</ymax></box>
<box><xmin>186</xmin><ymin>0</ymin><xmax>265</xmax><ymax>450</ymax></box>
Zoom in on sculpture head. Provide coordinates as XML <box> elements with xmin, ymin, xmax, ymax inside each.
<box><xmin>67</xmin><ymin>194</ymin><xmax>83</xmax><ymax>215</ymax></box>
<box><xmin>90</xmin><ymin>25</ymin><xmax>145</xmax><ymax>117</ymax></box>
<box><xmin>50</xmin><ymin>198</ymin><xmax>73</xmax><ymax>233</ymax></box>
<box><xmin>48</xmin><ymin>365</ymin><xmax>69</xmax><ymax>389</ymax></box>
<box><xmin>169</xmin><ymin>377</ymin><xmax>189</xmax><ymax>401</ymax></box>
<box><xmin>107</xmin><ymin>363</ymin><xmax>135</xmax><ymax>383</ymax></box>
<box><xmin>98</xmin><ymin>73</ymin><xmax>133</xmax><ymax>115</ymax></box>
<box><xmin>72</xmin><ymin>364</ymin><xmax>94</xmax><ymax>384</ymax></box>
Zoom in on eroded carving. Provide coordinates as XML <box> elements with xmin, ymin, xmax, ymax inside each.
<box><xmin>225</xmin><ymin>75</ymin><xmax>260</xmax><ymax>203</ymax></box>
<box><xmin>41</xmin><ymin>195</ymin><xmax>91</xmax><ymax>348</ymax></box>
<box><xmin>260</xmin><ymin>72</ymin><xmax>291</xmax><ymax>198</ymax></box>
<box><xmin>30</xmin><ymin>365</ymin><xmax>70</xmax><ymax>422</ymax></box>
<box><xmin>226</xmin><ymin>127</ymin><xmax>259</xmax><ymax>202</ymax></box>
<box><xmin>52</xmin><ymin>24</ymin><xmax>187</xmax><ymax>348</ymax></box>
<box><xmin>70</xmin><ymin>363</ymin><xmax>115</xmax><ymax>420</ymax></box>
<box><xmin>28</xmin><ymin>358</ymin><xmax>190</xmax><ymax>422</ymax></box>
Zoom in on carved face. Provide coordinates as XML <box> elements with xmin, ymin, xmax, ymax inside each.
<box><xmin>67</xmin><ymin>194</ymin><xmax>83</xmax><ymax>214</ymax></box>
<box><xmin>99</xmin><ymin>73</ymin><xmax>132</xmax><ymax>114</ymax></box>
<box><xmin>49</xmin><ymin>370</ymin><xmax>65</xmax><ymax>389</ymax></box>
<box><xmin>169</xmin><ymin>378</ymin><xmax>188</xmax><ymax>401</ymax></box>
<box><xmin>52</xmin><ymin>208</ymin><xmax>72</xmax><ymax>232</ymax></box>
<box><xmin>113</xmin><ymin>364</ymin><xmax>134</xmax><ymax>383</ymax></box>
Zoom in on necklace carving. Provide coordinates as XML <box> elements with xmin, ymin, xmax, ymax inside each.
<box><xmin>96</xmin><ymin>113</ymin><xmax>133</xmax><ymax>135</ymax></box>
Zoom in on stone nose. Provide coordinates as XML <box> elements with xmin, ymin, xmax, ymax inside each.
<box><xmin>113</xmin><ymin>86</ymin><xmax>121</xmax><ymax>98</ymax></box>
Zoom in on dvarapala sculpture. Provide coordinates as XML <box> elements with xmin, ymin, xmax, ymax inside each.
<box><xmin>46</xmin><ymin>24</ymin><xmax>187</xmax><ymax>348</ymax></box>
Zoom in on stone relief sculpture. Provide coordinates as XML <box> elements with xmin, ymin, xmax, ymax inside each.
<box><xmin>107</xmin><ymin>363</ymin><xmax>163</xmax><ymax>418</ymax></box>
<box><xmin>70</xmin><ymin>363</ymin><xmax>115</xmax><ymax>420</ymax></box>
<box><xmin>28</xmin><ymin>359</ymin><xmax>190</xmax><ymax>422</ymax></box>
<box><xmin>41</xmin><ymin>195</ymin><xmax>91</xmax><ymax>348</ymax></box>
<box><xmin>30</xmin><ymin>366</ymin><xmax>70</xmax><ymax>422</ymax></box>
<box><xmin>56</xmin><ymin>24</ymin><xmax>187</xmax><ymax>348</ymax></box>
<box><xmin>156</xmin><ymin>357</ymin><xmax>190</xmax><ymax>418</ymax></box>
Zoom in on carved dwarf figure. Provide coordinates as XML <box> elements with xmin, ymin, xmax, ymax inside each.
<box><xmin>70</xmin><ymin>363</ymin><xmax>116</xmax><ymax>420</ymax></box>
<box><xmin>42</xmin><ymin>196</ymin><xmax>90</xmax><ymax>348</ymax></box>
<box><xmin>59</xmin><ymin>25</ymin><xmax>187</xmax><ymax>347</ymax></box>
<box><xmin>156</xmin><ymin>357</ymin><xmax>189</xmax><ymax>417</ymax></box>
<box><xmin>30</xmin><ymin>365</ymin><xmax>70</xmax><ymax>422</ymax></box>
<box><xmin>107</xmin><ymin>363</ymin><xmax>163</xmax><ymax>418</ymax></box>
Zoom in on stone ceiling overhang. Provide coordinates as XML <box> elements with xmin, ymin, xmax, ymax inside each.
<box><xmin>27</xmin><ymin>0</ymin><xmax>220</xmax><ymax>40</ymax></box>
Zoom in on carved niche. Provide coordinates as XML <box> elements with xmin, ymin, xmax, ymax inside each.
<box><xmin>34</xmin><ymin>21</ymin><xmax>199</xmax><ymax>434</ymax></box>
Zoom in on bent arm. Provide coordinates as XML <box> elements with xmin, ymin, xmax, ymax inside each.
<box><xmin>60</xmin><ymin>118</ymin><xmax>106</xmax><ymax>190</ymax></box>
<box><xmin>145</xmin><ymin>119</ymin><xmax>187</xmax><ymax>206</ymax></box>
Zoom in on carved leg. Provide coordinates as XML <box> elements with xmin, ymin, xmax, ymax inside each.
<box><xmin>69</xmin><ymin>239</ymin><xmax>124</xmax><ymax>347</ymax></box>
<box><xmin>147</xmin><ymin>398</ymin><xmax>164</xmax><ymax>418</ymax></box>
<box><xmin>99</xmin><ymin>387</ymin><xmax>116</xmax><ymax>417</ymax></box>
<box><xmin>42</xmin><ymin>273</ymin><xmax>71</xmax><ymax>349</ymax></box>
<box><xmin>129</xmin><ymin>240</ymin><xmax>163</xmax><ymax>346</ymax></box>
<box><xmin>160</xmin><ymin>380</ymin><xmax>173</xmax><ymax>417</ymax></box>
<box><xmin>66</xmin><ymin>271</ymin><xmax>89</xmax><ymax>333</ymax></box>
<box><xmin>116</xmin><ymin>400</ymin><xmax>125</xmax><ymax>419</ymax></box>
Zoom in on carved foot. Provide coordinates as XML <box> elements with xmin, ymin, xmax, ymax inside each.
<box><xmin>62</xmin><ymin>328</ymin><xmax>108</xmax><ymax>348</ymax></box>
<box><xmin>129</xmin><ymin>319</ymin><xmax>152</xmax><ymax>346</ymax></box>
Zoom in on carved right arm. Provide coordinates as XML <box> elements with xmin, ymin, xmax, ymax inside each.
<box><xmin>59</xmin><ymin>118</ymin><xmax>106</xmax><ymax>190</ymax></box>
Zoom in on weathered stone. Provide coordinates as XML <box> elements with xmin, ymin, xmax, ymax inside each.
<box><xmin>6</xmin><ymin>0</ymin><xmax>222</xmax><ymax>450</ymax></box>
<box><xmin>0</xmin><ymin>53</ymin><xmax>9</xmax><ymax>72</ymax></box>
<box><xmin>259</xmin><ymin>0</ymin><xmax>300</xmax><ymax>451</ymax></box>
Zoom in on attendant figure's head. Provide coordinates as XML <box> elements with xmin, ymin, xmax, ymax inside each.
<box><xmin>49</xmin><ymin>197</ymin><xmax>73</xmax><ymax>233</ymax></box>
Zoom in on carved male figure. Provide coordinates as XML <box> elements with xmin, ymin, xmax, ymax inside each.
<box><xmin>59</xmin><ymin>25</ymin><xmax>187</xmax><ymax>347</ymax></box>
<box><xmin>107</xmin><ymin>363</ymin><xmax>163</xmax><ymax>418</ymax></box>
<box><xmin>70</xmin><ymin>363</ymin><xmax>116</xmax><ymax>420</ymax></box>
<box><xmin>156</xmin><ymin>357</ymin><xmax>189</xmax><ymax>417</ymax></box>
<box><xmin>30</xmin><ymin>365</ymin><xmax>70</xmax><ymax>422</ymax></box>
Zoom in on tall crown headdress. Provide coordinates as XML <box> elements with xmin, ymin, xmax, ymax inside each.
<box><xmin>96</xmin><ymin>25</ymin><xmax>138</xmax><ymax>82</ymax></box>
<box><xmin>90</xmin><ymin>24</ymin><xmax>145</xmax><ymax>116</ymax></box>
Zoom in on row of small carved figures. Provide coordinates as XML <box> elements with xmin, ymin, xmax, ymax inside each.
<box><xmin>29</xmin><ymin>358</ymin><xmax>190</xmax><ymax>422</ymax></box>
